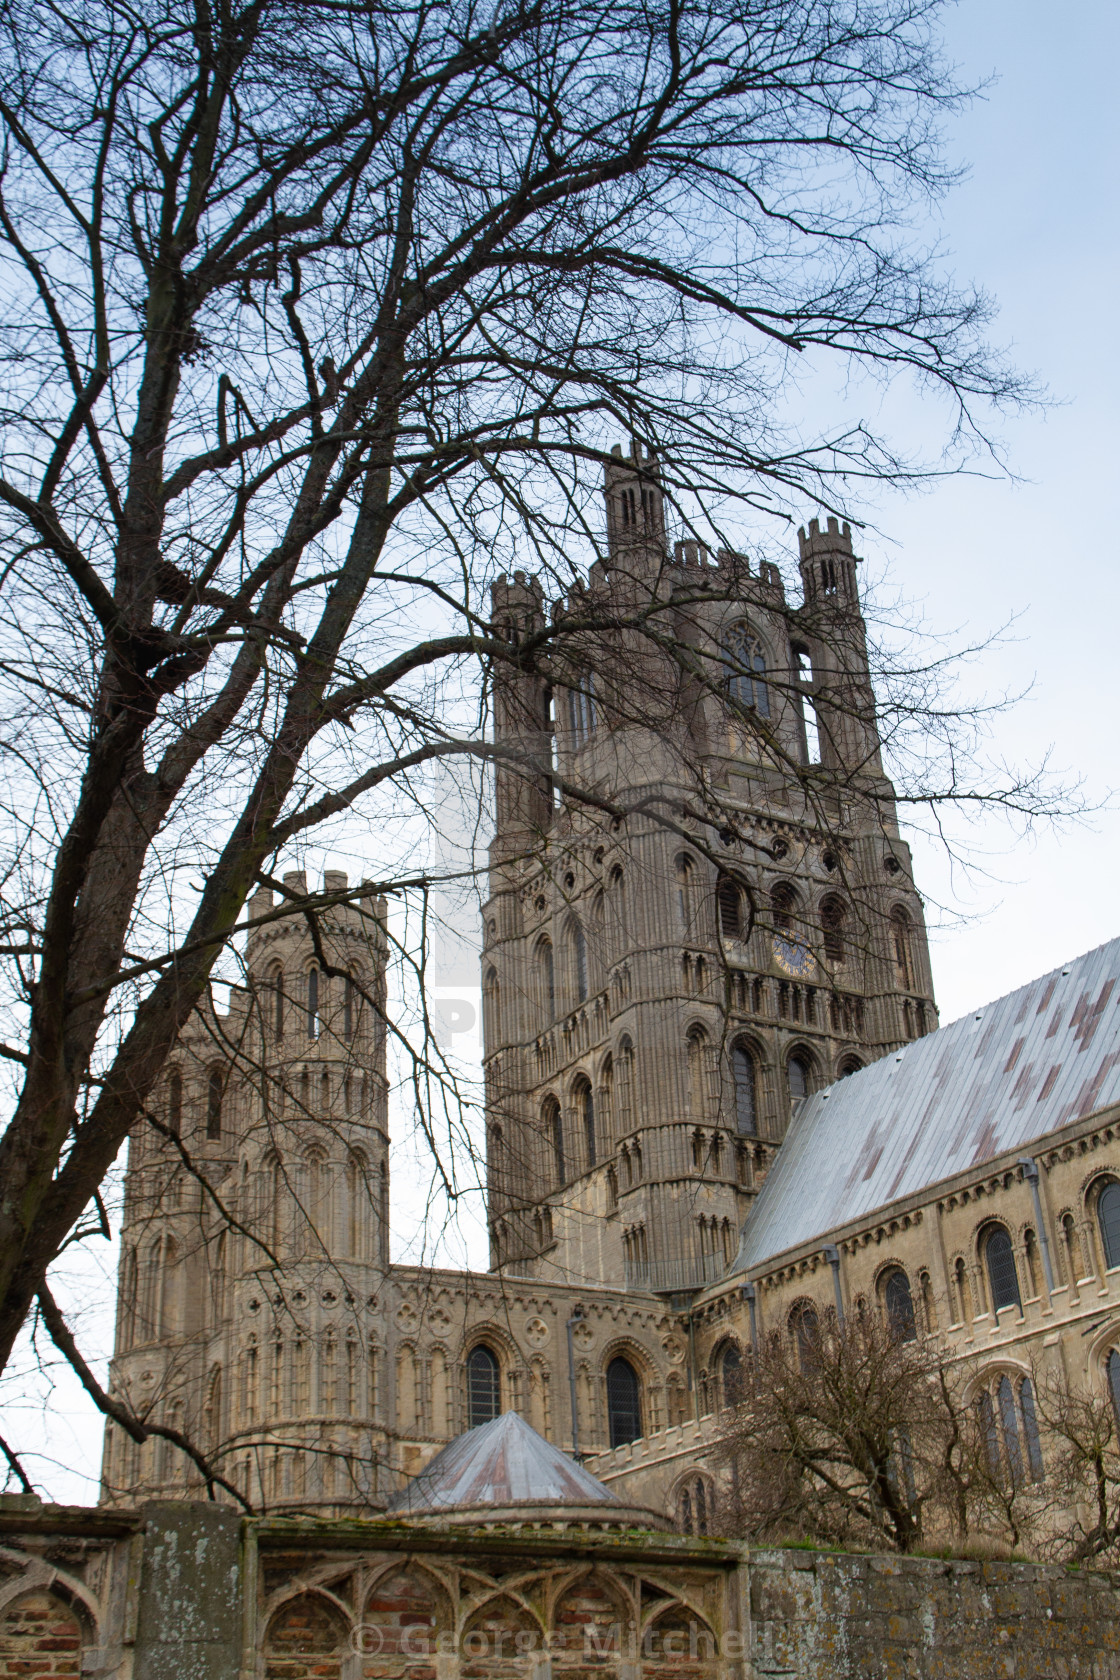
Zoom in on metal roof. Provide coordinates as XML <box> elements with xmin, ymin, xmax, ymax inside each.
<box><xmin>734</xmin><ymin>935</ymin><xmax>1120</xmax><ymax>1274</ymax></box>
<box><xmin>385</xmin><ymin>1410</ymin><xmax>620</xmax><ymax>1514</ymax></box>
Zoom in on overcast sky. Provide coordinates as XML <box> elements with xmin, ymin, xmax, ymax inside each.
<box><xmin>872</xmin><ymin>0</ymin><xmax>1120</xmax><ymax>1020</ymax></box>
<box><xmin>3</xmin><ymin>0</ymin><xmax>1118</xmax><ymax>1505</ymax></box>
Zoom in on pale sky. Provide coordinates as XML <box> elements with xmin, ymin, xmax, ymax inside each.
<box><xmin>2</xmin><ymin>0</ymin><xmax>1118</xmax><ymax>1505</ymax></box>
<box><xmin>872</xmin><ymin>0</ymin><xmax>1120</xmax><ymax>1020</ymax></box>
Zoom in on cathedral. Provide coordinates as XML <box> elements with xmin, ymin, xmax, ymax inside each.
<box><xmin>100</xmin><ymin>446</ymin><xmax>1120</xmax><ymax>1531</ymax></box>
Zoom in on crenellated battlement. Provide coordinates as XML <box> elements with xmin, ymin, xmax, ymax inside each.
<box><xmin>797</xmin><ymin>514</ymin><xmax>857</xmax><ymax>560</ymax></box>
<box><xmin>492</xmin><ymin>569</ymin><xmax>545</xmax><ymax>625</ymax></box>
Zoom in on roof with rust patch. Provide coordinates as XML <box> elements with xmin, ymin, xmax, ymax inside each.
<box><xmin>734</xmin><ymin>936</ymin><xmax>1120</xmax><ymax>1273</ymax></box>
<box><xmin>385</xmin><ymin>1409</ymin><xmax>621</xmax><ymax>1514</ymax></box>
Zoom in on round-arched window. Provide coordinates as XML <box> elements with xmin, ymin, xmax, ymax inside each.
<box><xmin>787</xmin><ymin>1054</ymin><xmax>810</xmax><ymax>1106</ymax></box>
<box><xmin>984</xmin><ymin>1227</ymin><xmax>1022</xmax><ymax>1315</ymax></box>
<box><xmin>467</xmin><ymin>1344</ymin><xmax>501</xmax><ymax>1428</ymax></box>
<box><xmin>1098</xmin><ymin>1181</ymin><xmax>1120</xmax><ymax>1271</ymax></box>
<box><xmin>606</xmin><ymin>1356</ymin><xmax>642</xmax><ymax>1447</ymax></box>
<box><xmin>883</xmin><ymin>1268</ymin><xmax>916</xmax><ymax>1342</ymax></box>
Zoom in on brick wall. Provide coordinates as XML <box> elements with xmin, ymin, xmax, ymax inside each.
<box><xmin>0</xmin><ymin>1590</ymin><xmax>82</xmax><ymax>1680</ymax></box>
<box><xmin>748</xmin><ymin>1548</ymin><xmax>1120</xmax><ymax>1680</ymax></box>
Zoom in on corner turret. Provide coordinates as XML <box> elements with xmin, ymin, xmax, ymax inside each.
<box><xmin>604</xmin><ymin>442</ymin><xmax>666</xmax><ymax>563</ymax></box>
<box><xmin>797</xmin><ymin>516</ymin><xmax>860</xmax><ymax>610</ymax></box>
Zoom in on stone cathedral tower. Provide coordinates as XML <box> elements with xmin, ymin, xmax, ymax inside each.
<box><xmin>482</xmin><ymin>444</ymin><xmax>937</xmax><ymax>1294</ymax></box>
<box><xmin>102</xmin><ymin>874</ymin><xmax>390</xmax><ymax>1513</ymax></box>
<box><xmin>99</xmin><ymin>447</ymin><xmax>939</xmax><ymax>1518</ymax></box>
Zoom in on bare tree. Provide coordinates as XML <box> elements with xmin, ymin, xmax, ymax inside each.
<box><xmin>0</xmin><ymin>0</ymin><xmax>1060</xmax><ymax>1474</ymax></box>
<box><xmin>717</xmin><ymin>1307</ymin><xmax>1041</xmax><ymax>1554</ymax></box>
<box><xmin>1031</xmin><ymin>1360</ymin><xmax>1120</xmax><ymax>1565</ymax></box>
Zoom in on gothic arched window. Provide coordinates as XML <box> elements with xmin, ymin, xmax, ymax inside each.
<box><xmin>790</xmin><ymin>1302</ymin><xmax>820</xmax><ymax>1373</ymax></box>
<box><xmin>883</xmin><ymin>1268</ymin><xmax>916</xmax><ymax>1342</ymax></box>
<box><xmin>732</xmin><ymin>1044</ymin><xmax>757</xmax><ymax>1136</ymax></box>
<box><xmin>206</xmin><ymin>1066</ymin><xmax>224</xmax><ymax>1140</ymax></box>
<box><xmin>677</xmin><ymin>1475</ymin><xmax>710</xmax><ymax>1535</ymax></box>
<box><xmin>1020</xmin><ymin>1376</ymin><xmax>1044</xmax><ymax>1480</ymax></box>
<box><xmin>467</xmin><ymin>1344</ymin><xmax>501</xmax><ymax>1428</ymax></box>
<box><xmin>890</xmin><ymin>906</ymin><xmax>914</xmax><ymax>989</ymax></box>
<box><xmin>687</xmin><ymin>1027</ymin><xmax>708</xmax><ymax>1120</ymax></box>
<box><xmin>616</xmin><ymin>1036</ymin><xmax>634</xmax><ymax>1132</ymax></box>
<box><xmin>167</xmin><ymin>1068</ymin><xmax>182</xmax><ymax>1136</ymax></box>
<box><xmin>717</xmin><ymin>873</ymin><xmax>741</xmax><ymax>939</ymax></box>
<box><xmin>268</xmin><ymin>964</ymin><xmax>284</xmax><ymax>1040</ymax></box>
<box><xmin>984</xmin><ymin>1226</ymin><xmax>1022</xmax><ymax>1315</ymax></box>
<box><xmin>544</xmin><ymin>1097</ymin><xmax>564</xmax><ymax>1185</ymax></box>
<box><xmin>483</xmin><ymin>965</ymin><xmax>499</xmax><ymax>1043</ymax></box>
<box><xmin>608</xmin><ymin>866</ymin><xmax>627</xmax><ymax>950</ymax></box>
<box><xmin>575</xmin><ymin>1078</ymin><xmax>596</xmax><ymax>1166</ymax></box>
<box><xmin>787</xmin><ymin>1053</ymin><xmax>810</xmax><ymax>1107</ymax></box>
<box><xmin>571</xmin><ymin>922</ymin><xmax>589</xmax><ymax>1002</ymax></box>
<box><xmin>1108</xmin><ymin>1350</ymin><xmax>1120</xmax><ymax>1431</ymax></box>
<box><xmin>977</xmin><ymin>1390</ymin><xmax>1000</xmax><ymax>1474</ymax></box>
<box><xmin>723</xmin><ymin>624</ymin><xmax>770</xmax><ymax>716</ymax></box>
<box><xmin>675</xmin><ymin>854</ymin><xmax>694</xmax><ymax>928</ymax></box>
<box><xmin>1098</xmin><ymin>1180</ymin><xmax>1120</xmax><ymax>1271</ymax></box>
<box><xmin>720</xmin><ymin>1342</ymin><xmax>744</xmax><ymax>1407</ymax></box>
<box><xmin>606</xmin><ymin>1356</ymin><xmax>642</xmax><ymax>1447</ymax></box>
<box><xmin>538</xmin><ymin>939</ymin><xmax>555</xmax><ymax>1017</ymax></box>
<box><xmin>306</xmin><ymin>966</ymin><xmax>320</xmax><ymax>1038</ymax></box>
<box><xmin>997</xmin><ymin>1375</ymin><xmax>1024</xmax><ymax>1484</ymax></box>
<box><xmin>568</xmin><ymin>673</ymin><xmax>597</xmax><ymax>744</ymax></box>
<box><xmin>820</xmin><ymin>896</ymin><xmax>846</xmax><ymax>965</ymax></box>
<box><xmin>771</xmin><ymin>882</ymin><xmax>796</xmax><ymax>935</ymax></box>
<box><xmin>601</xmin><ymin>1054</ymin><xmax>614</xmax><ymax>1141</ymax></box>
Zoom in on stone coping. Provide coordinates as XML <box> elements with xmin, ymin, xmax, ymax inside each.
<box><xmin>383</xmin><ymin>1497</ymin><xmax>671</xmax><ymax>1530</ymax></box>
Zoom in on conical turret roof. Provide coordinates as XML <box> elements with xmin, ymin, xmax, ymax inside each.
<box><xmin>387</xmin><ymin>1411</ymin><xmax>619</xmax><ymax>1516</ymax></box>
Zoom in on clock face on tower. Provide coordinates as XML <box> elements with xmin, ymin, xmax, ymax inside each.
<box><xmin>772</xmin><ymin>935</ymin><xmax>816</xmax><ymax>978</ymax></box>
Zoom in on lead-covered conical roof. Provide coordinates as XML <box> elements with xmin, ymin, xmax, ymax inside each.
<box><xmin>387</xmin><ymin>1411</ymin><xmax>619</xmax><ymax>1516</ymax></box>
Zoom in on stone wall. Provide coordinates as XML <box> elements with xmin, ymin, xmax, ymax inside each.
<box><xmin>4</xmin><ymin>1499</ymin><xmax>1120</xmax><ymax>1679</ymax></box>
<box><xmin>748</xmin><ymin>1547</ymin><xmax>1120</xmax><ymax>1680</ymax></box>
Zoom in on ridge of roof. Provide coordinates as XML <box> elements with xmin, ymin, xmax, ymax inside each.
<box><xmin>733</xmin><ymin>932</ymin><xmax>1120</xmax><ymax>1275</ymax></box>
<box><xmin>386</xmin><ymin>1410</ymin><xmax>621</xmax><ymax>1515</ymax></box>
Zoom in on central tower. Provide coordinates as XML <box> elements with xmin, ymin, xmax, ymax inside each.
<box><xmin>482</xmin><ymin>445</ymin><xmax>936</xmax><ymax>1293</ymax></box>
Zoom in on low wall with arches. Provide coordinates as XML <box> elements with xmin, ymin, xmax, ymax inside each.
<box><xmin>6</xmin><ymin>1496</ymin><xmax>1120</xmax><ymax>1679</ymax></box>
